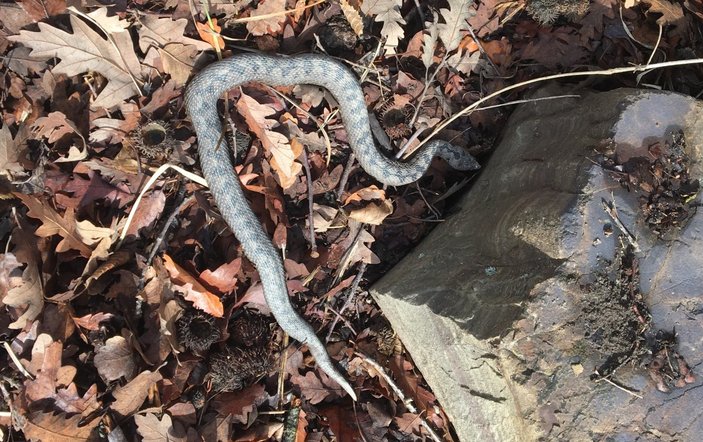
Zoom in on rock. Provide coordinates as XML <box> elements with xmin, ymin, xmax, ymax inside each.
<box><xmin>371</xmin><ymin>85</ymin><xmax>703</xmax><ymax>441</ymax></box>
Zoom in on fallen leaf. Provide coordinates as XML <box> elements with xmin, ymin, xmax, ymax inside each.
<box><xmin>32</xmin><ymin>111</ymin><xmax>80</xmax><ymax>143</ymax></box>
<box><xmin>137</xmin><ymin>15</ymin><xmax>212</xmax><ymax>54</ymax></box>
<box><xmin>641</xmin><ymin>0</ymin><xmax>685</xmax><ymax>26</ymax></box>
<box><xmin>395</xmin><ymin>412</ymin><xmax>422</xmax><ymax>434</ymax></box>
<box><xmin>0</xmin><ymin>253</ymin><xmax>23</xmax><ymax>297</ymax></box>
<box><xmin>0</xmin><ymin>124</ymin><xmax>28</xmax><ymax>181</ymax></box>
<box><xmin>196</xmin><ymin>19</ymin><xmax>225</xmax><ymax>51</ymax></box>
<box><xmin>152</xmin><ymin>43</ymin><xmax>198</xmax><ymax>85</ymax></box>
<box><xmin>84</xmin><ymin>7</ymin><xmax>130</xmax><ymax>33</ymax></box>
<box><xmin>210</xmin><ymin>384</ymin><xmax>267</xmax><ymax>424</ymax></box>
<box><xmin>348</xmin><ymin>199</ymin><xmax>393</xmax><ymax>225</ymax></box>
<box><xmin>2</xmin><ymin>260</ymin><xmax>43</xmax><ymax>329</ymax></box>
<box><xmin>90</xmin><ymin>102</ymin><xmax>140</xmax><ymax>144</ymax></box>
<box><xmin>21</xmin><ymin>410</ymin><xmax>99</xmax><ymax>442</ymax></box>
<box><xmin>246</xmin><ymin>0</ymin><xmax>287</xmax><ymax>36</ymax></box>
<box><xmin>124</xmin><ymin>189</ymin><xmax>166</xmax><ymax>237</ymax></box>
<box><xmin>290</xmin><ymin>371</ymin><xmax>331</xmax><ymax>405</ymax></box>
<box><xmin>199</xmin><ymin>258</ymin><xmax>242</xmax><ymax>294</ymax></box>
<box><xmin>8</xmin><ymin>14</ymin><xmax>143</xmax><ymax>109</ymax></box>
<box><xmin>162</xmin><ymin>254</ymin><xmax>224</xmax><ymax>317</ymax></box>
<box><xmin>22</xmin><ymin>335</ymin><xmax>101</xmax><ymax>418</ymax></box>
<box><xmin>24</xmin><ymin>339</ymin><xmax>64</xmax><ymax>403</ymax></box>
<box><xmin>73</xmin><ymin>312</ymin><xmax>114</xmax><ymax>330</ymax></box>
<box><xmin>237</xmin><ymin>93</ymin><xmax>301</xmax><ymax>188</ymax></box>
<box><xmin>344</xmin><ymin>185</ymin><xmax>386</xmax><ymax>204</ymax></box>
<box><xmin>75</xmin><ymin>219</ymin><xmax>115</xmax><ymax>247</ymax></box>
<box><xmin>17</xmin><ymin>0</ymin><xmax>66</xmax><ymax>22</ymax></box>
<box><xmin>111</xmin><ymin>370</ymin><xmax>163</xmax><ymax>418</ymax></box>
<box><xmin>15</xmin><ymin>193</ymin><xmax>92</xmax><ymax>257</ymax></box>
<box><xmin>310</xmin><ymin>204</ymin><xmax>339</xmax><ymax>233</ymax></box>
<box><xmin>94</xmin><ymin>335</ymin><xmax>136</xmax><ymax>382</ymax></box>
<box><xmin>84</xmin><ymin>250</ymin><xmax>132</xmax><ymax>288</ymax></box>
<box><xmin>361</xmin><ymin>0</ymin><xmax>407</xmax><ymax>53</ymax></box>
<box><xmin>436</xmin><ymin>0</ymin><xmax>472</xmax><ymax>53</ymax></box>
<box><xmin>338</xmin><ymin>0</ymin><xmax>364</xmax><ymax>36</ymax></box>
<box><xmin>135</xmin><ymin>412</ymin><xmax>187</xmax><ymax>442</ymax></box>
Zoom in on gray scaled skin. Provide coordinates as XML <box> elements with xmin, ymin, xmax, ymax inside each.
<box><xmin>184</xmin><ymin>53</ymin><xmax>480</xmax><ymax>401</ymax></box>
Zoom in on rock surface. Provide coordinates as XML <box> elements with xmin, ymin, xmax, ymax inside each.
<box><xmin>371</xmin><ymin>85</ymin><xmax>703</xmax><ymax>441</ymax></box>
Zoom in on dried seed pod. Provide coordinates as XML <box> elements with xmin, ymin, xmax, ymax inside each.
<box><xmin>379</xmin><ymin>102</ymin><xmax>412</xmax><ymax>140</ymax></box>
<box><xmin>228</xmin><ymin>313</ymin><xmax>272</xmax><ymax>348</ymax></box>
<box><xmin>208</xmin><ymin>346</ymin><xmax>276</xmax><ymax>392</ymax></box>
<box><xmin>176</xmin><ymin>309</ymin><xmax>221</xmax><ymax>353</ymax></box>
<box><xmin>131</xmin><ymin>120</ymin><xmax>177</xmax><ymax>162</ymax></box>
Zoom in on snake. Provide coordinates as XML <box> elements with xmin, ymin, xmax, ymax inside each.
<box><xmin>184</xmin><ymin>53</ymin><xmax>480</xmax><ymax>401</ymax></box>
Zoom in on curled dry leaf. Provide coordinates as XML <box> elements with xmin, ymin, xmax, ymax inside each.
<box><xmin>199</xmin><ymin>258</ymin><xmax>242</xmax><ymax>294</ymax></box>
<box><xmin>162</xmin><ymin>254</ymin><xmax>224</xmax><ymax>317</ymax></box>
<box><xmin>196</xmin><ymin>19</ymin><xmax>225</xmax><ymax>51</ymax></box>
<box><xmin>344</xmin><ymin>185</ymin><xmax>393</xmax><ymax>225</ymax></box>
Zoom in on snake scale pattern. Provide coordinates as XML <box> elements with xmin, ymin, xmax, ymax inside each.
<box><xmin>185</xmin><ymin>54</ymin><xmax>479</xmax><ymax>401</ymax></box>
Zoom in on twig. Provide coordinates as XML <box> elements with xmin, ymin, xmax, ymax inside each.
<box><xmin>356</xmin><ymin>353</ymin><xmax>444</xmax><ymax>442</ymax></box>
<box><xmin>278</xmin><ymin>334</ymin><xmax>289</xmax><ymax>410</ymax></box>
<box><xmin>601</xmin><ymin>197</ymin><xmax>640</xmax><ymax>252</ymax></box>
<box><xmin>336</xmin><ymin>152</ymin><xmax>356</xmax><ymax>200</ymax></box>
<box><xmin>417</xmin><ymin>58</ymin><xmax>703</xmax><ymax>152</ymax></box>
<box><xmin>300</xmin><ymin>149</ymin><xmax>318</xmax><ymax>258</ymax></box>
<box><xmin>326</xmin><ymin>262</ymin><xmax>366</xmax><ymax>342</ymax></box>
<box><xmin>593</xmin><ymin>371</ymin><xmax>643</xmax><ymax>399</ymax></box>
<box><xmin>146</xmin><ymin>191</ymin><xmax>192</xmax><ymax>267</ymax></box>
<box><xmin>2</xmin><ymin>342</ymin><xmax>33</xmax><ymax>379</ymax></box>
<box><xmin>118</xmin><ymin>163</ymin><xmax>207</xmax><ymax>245</ymax></box>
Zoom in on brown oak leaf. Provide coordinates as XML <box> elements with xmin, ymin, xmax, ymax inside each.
<box><xmin>199</xmin><ymin>258</ymin><xmax>242</xmax><ymax>294</ymax></box>
<box><xmin>246</xmin><ymin>0</ymin><xmax>287</xmax><ymax>36</ymax></box>
<box><xmin>8</xmin><ymin>13</ymin><xmax>143</xmax><ymax>109</ymax></box>
<box><xmin>2</xmin><ymin>259</ymin><xmax>43</xmax><ymax>329</ymax></box>
<box><xmin>21</xmin><ymin>410</ymin><xmax>99</xmax><ymax>442</ymax></box>
<box><xmin>111</xmin><ymin>370</ymin><xmax>163</xmax><ymax>418</ymax></box>
<box><xmin>15</xmin><ymin>193</ymin><xmax>92</xmax><ymax>257</ymax></box>
<box><xmin>93</xmin><ymin>335</ymin><xmax>136</xmax><ymax>382</ymax></box>
<box><xmin>237</xmin><ymin>93</ymin><xmax>302</xmax><ymax>188</ymax></box>
<box><xmin>135</xmin><ymin>412</ymin><xmax>188</xmax><ymax>442</ymax></box>
<box><xmin>162</xmin><ymin>254</ymin><xmax>224</xmax><ymax>317</ymax></box>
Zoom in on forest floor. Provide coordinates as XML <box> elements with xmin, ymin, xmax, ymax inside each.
<box><xmin>1</xmin><ymin>0</ymin><xmax>702</xmax><ymax>440</ymax></box>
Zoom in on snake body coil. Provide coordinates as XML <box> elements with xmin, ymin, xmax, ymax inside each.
<box><xmin>185</xmin><ymin>54</ymin><xmax>479</xmax><ymax>401</ymax></box>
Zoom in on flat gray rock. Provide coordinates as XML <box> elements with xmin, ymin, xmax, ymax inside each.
<box><xmin>371</xmin><ymin>85</ymin><xmax>703</xmax><ymax>441</ymax></box>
